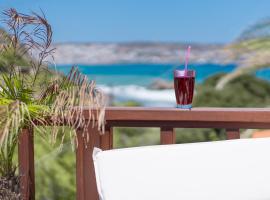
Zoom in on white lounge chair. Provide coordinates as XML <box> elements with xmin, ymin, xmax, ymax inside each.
<box><xmin>93</xmin><ymin>138</ymin><xmax>270</xmax><ymax>200</ymax></box>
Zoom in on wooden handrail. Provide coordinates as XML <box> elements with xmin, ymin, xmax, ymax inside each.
<box><xmin>18</xmin><ymin>107</ymin><xmax>270</xmax><ymax>200</ymax></box>
<box><xmin>104</xmin><ymin>107</ymin><xmax>270</xmax><ymax>122</ymax></box>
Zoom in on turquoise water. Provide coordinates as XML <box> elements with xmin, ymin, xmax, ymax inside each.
<box><xmin>256</xmin><ymin>68</ymin><xmax>270</xmax><ymax>81</ymax></box>
<box><xmin>54</xmin><ymin>63</ymin><xmax>270</xmax><ymax>86</ymax></box>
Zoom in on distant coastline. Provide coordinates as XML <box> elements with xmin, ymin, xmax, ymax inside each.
<box><xmin>51</xmin><ymin>42</ymin><xmax>234</xmax><ymax>65</ymax></box>
<box><xmin>54</xmin><ymin>63</ymin><xmax>236</xmax><ymax>86</ymax></box>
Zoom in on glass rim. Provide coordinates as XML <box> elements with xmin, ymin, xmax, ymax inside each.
<box><xmin>174</xmin><ymin>70</ymin><xmax>195</xmax><ymax>77</ymax></box>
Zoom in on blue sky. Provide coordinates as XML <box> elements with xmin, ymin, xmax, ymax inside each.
<box><xmin>1</xmin><ymin>0</ymin><xmax>270</xmax><ymax>43</ymax></box>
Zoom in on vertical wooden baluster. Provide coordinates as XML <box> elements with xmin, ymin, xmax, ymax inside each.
<box><xmin>226</xmin><ymin>128</ymin><xmax>240</xmax><ymax>140</ymax></box>
<box><xmin>18</xmin><ymin>128</ymin><xmax>35</xmax><ymax>200</ymax></box>
<box><xmin>100</xmin><ymin>126</ymin><xmax>113</xmax><ymax>150</ymax></box>
<box><xmin>160</xmin><ymin>127</ymin><xmax>175</xmax><ymax>144</ymax></box>
<box><xmin>76</xmin><ymin>126</ymin><xmax>101</xmax><ymax>200</ymax></box>
<box><xmin>76</xmin><ymin>128</ymin><xmax>86</xmax><ymax>200</ymax></box>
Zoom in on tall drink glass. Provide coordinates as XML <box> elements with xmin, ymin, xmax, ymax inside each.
<box><xmin>174</xmin><ymin>70</ymin><xmax>195</xmax><ymax>109</ymax></box>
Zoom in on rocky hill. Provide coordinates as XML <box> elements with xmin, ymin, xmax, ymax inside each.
<box><xmin>52</xmin><ymin>42</ymin><xmax>234</xmax><ymax>65</ymax></box>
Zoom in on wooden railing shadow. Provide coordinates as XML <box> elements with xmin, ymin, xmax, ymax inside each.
<box><xmin>18</xmin><ymin>107</ymin><xmax>270</xmax><ymax>200</ymax></box>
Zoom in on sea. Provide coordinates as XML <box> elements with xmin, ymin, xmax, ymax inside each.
<box><xmin>54</xmin><ymin>63</ymin><xmax>270</xmax><ymax>107</ymax></box>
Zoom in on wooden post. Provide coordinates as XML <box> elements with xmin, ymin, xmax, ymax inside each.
<box><xmin>226</xmin><ymin>128</ymin><xmax>240</xmax><ymax>140</ymax></box>
<box><xmin>18</xmin><ymin>128</ymin><xmax>35</xmax><ymax>200</ymax></box>
<box><xmin>160</xmin><ymin>127</ymin><xmax>175</xmax><ymax>144</ymax></box>
<box><xmin>76</xmin><ymin>126</ymin><xmax>102</xmax><ymax>200</ymax></box>
<box><xmin>100</xmin><ymin>126</ymin><xmax>113</xmax><ymax>150</ymax></box>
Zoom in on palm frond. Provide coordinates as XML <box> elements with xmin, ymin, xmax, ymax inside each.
<box><xmin>47</xmin><ymin>67</ymin><xmax>106</xmax><ymax>147</ymax></box>
<box><xmin>237</xmin><ymin>18</ymin><xmax>270</xmax><ymax>41</ymax></box>
<box><xmin>0</xmin><ymin>8</ymin><xmax>106</xmax><ymax>181</ymax></box>
<box><xmin>1</xmin><ymin>8</ymin><xmax>55</xmax><ymax>84</ymax></box>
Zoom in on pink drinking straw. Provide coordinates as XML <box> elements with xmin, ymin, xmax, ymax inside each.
<box><xmin>184</xmin><ymin>46</ymin><xmax>191</xmax><ymax>76</ymax></box>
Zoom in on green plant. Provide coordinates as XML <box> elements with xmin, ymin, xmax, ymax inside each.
<box><xmin>0</xmin><ymin>8</ymin><xmax>105</xmax><ymax>199</ymax></box>
<box><xmin>216</xmin><ymin>18</ymin><xmax>270</xmax><ymax>90</ymax></box>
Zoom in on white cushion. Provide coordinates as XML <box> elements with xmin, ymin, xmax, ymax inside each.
<box><xmin>93</xmin><ymin>138</ymin><xmax>270</xmax><ymax>200</ymax></box>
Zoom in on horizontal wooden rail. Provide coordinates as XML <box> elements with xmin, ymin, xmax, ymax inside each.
<box><xmin>18</xmin><ymin>107</ymin><xmax>270</xmax><ymax>200</ymax></box>
<box><xmin>108</xmin><ymin>107</ymin><xmax>270</xmax><ymax>121</ymax></box>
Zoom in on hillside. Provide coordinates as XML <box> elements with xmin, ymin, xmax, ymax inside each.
<box><xmin>52</xmin><ymin>42</ymin><xmax>234</xmax><ymax>65</ymax></box>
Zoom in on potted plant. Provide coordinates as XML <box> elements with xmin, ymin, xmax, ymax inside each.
<box><xmin>0</xmin><ymin>8</ymin><xmax>105</xmax><ymax>199</ymax></box>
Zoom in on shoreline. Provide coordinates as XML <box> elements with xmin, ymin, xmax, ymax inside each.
<box><xmin>52</xmin><ymin>63</ymin><xmax>237</xmax><ymax>86</ymax></box>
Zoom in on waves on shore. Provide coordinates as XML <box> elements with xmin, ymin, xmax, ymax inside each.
<box><xmin>99</xmin><ymin>67</ymin><xmax>270</xmax><ymax>107</ymax></box>
<box><xmin>53</xmin><ymin>63</ymin><xmax>270</xmax><ymax>107</ymax></box>
<box><xmin>99</xmin><ymin>85</ymin><xmax>176</xmax><ymax>107</ymax></box>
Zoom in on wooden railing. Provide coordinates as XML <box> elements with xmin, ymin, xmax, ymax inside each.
<box><xmin>18</xmin><ymin>107</ymin><xmax>270</xmax><ymax>200</ymax></box>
